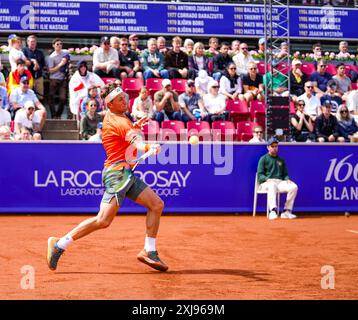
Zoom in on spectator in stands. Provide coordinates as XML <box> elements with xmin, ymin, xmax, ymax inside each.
<box><xmin>274</xmin><ymin>42</ymin><xmax>289</xmax><ymax>59</ymax></box>
<box><xmin>257</xmin><ymin>38</ymin><xmax>266</xmax><ymax>55</ymax></box>
<box><xmin>110</xmin><ymin>36</ymin><xmax>120</xmax><ymax>51</ymax></box>
<box><xmin>202</xmin><ymin>80</ymin><xmax>227</xmax><ymax>122</ymax></box>
<box><xmin>289</xmin><ymin>59</ymin><xmax>307</xmax><ymax>98</ymax></box>
<box><xmin>337</xmin><ymin>41</ymin><xmax>350</xmax><ymax>59</ymax></box>
<box><xmin>0</xmin><ymin>69</ymin><xmax>5</xmax><ymax>87</ymax></box>
<box><xmin>207</xmin><ymin>37</ymin><xmax>219</xmax><ymax>56</ymax></box>
<box><xmin>8</xmin><ymin>36</ymin><xmax>30</xmax><ymax>72</ymax></box>
<box><xmin>118</xmin><ymin>37</ymin><xmax>143</xmax><ymax>80</ymax></box>
<box><xmin>165</xmin><ymin>37</ymin><xmax>188</xmax><ymax>79</ymax></box>
<box><xmin>195</xmin><ymin>69</ymin><xmax>213</xmax><ymax>97</ymax></box>
<box><xmin>80</xmin><ymin>85</ymin><xmax>105</xmax><ymax>119</ymax></box>
<box><xmin>141</xmin><ymin>38</ymin><xmax>169</xmax><ymax>81</ymax></box>
<box><xmin>242</xmin><ymin>62</ymin><xmax>264</xmax><ymax>103</ymax></box>
<box><xmin>92</xmin><ymin>36</ymin><xmax>121</xmax><ymax>79</ymax></box>
<box><xmin>257</xmin><ymin>137</ymin><xmax>298</xmax><ymax>220</ymax></box>
<box><xmin>249</xmin><ymin>125</ymin><xmax>266</xmax><ymax>143</ymax></box>
<box><xmin>129</xmin><ymin>34</ymin><xmax>142</xmax><ymax>53</ymax></box>
<box><xmin>153</xmin><ymin>79</ymin><xmax>182</xmax><ymax>123</ymax></box>
<box><xmin>23</xmin><ymin>35</ymin><xmax>46</xmax><ymax>102</ymax></box>
<box><xmin>219</xmin><ymin>62</ymin><xmax>244</xmax><ymax>101</ymax></box>
<box><xmin>0</xmin><ymin>125</ymin><xmax>13</xmax><ymax>141</ymax></box>
<box><xmin>179</xmin><ymin>79</ymin><xmax>206</xmax><ymax>123</ymax></box>
<box><xmin>298</xmin><ymin>81</ymin><xmax>321</xmax><ymax>121</ymax></box>
<box><xmin>48</xmin><ymin>38</ymin><xmax>70</xmax><ymax>119</ymax></box>
<box><xmin>212</xmin><ymin>42</ymin><xmax>232</xmax><ymax>81</ymax></box>
<box><xmin>14</xmin><ymin>100</ymin><xmax>41</xmax><ymax>140</ymax></box>
<box><xmin>188</xmin><ymin>42</ymin><xmax>210</xmax><ymax>80</ymax></box>
<box><xmin>311</xmin><ymin>43</ymin><xmax>322</xmax><ymax>61</ymax></box>
<box><xmin>16</xmin><ymin>126</ymin><xmax>33</xmax><ymax>141</ymax></box>
<box><xmin>182</xmin><ymin>39</ymin><xmax>194</xmax><ymax>56</ymax></box>
<box><xmin>69</xmin><ymin>60</ymin><xmax>105</xmax><ymax>119</ymax></box>
<box><xmin>0</xmin><ymin>97</ymin><xmax>11</xmax><ymax>127</ymax></box>
<box><xmin>0</xmin><ymin>86</ymin><xmax>10</xmax><ymax>111</ymax></box>
<box><xmin>290</xmin><ymin>100</ymin><xmax>315</xmax><ymax>142</ymax></box>
<box><xmin>88</xmin><ymin>122</ymin><xmax>103</xmax><ymax>142</ymax></box>
<box><xmin>310</xmin><ymin>59</ymin><xmax>332</xmax><ymax>98</ymax></box>
<box><xmin>233</xmin><ymin>43</ymin><xmax>255</xmax><ymax>76</ymax></box>
<box><xmin>9</xmin><ymin>76</ymin><xmax>46</xmax><ymax>130</ymax></box>
<box><xmin>332</xmin><ymin>63</ymin><xmax>352</xmax><ymax>100</ymax></box>
<box><xmin>80</xmin><ymin>98</ymin><xmax>102</xmax><ymax>140</ymax></box>
<box><xmin>320</xmin><ymin>80</ymin><xmax>343</xmax><ymax>114</ymax></box>
<box><xmin>7</xmin><ymin>59</ymin><xmax>33</xmax><ymax>96</ymax></box>
<box><xmin>336</xmin><ymin>104</ymin><xmax>357</xmax><ymax>142</ymax></box>
<box><xmin>263</xmin><ymin>67</ymin><xmax>289</xmax><ymax>97</ymax></box>
<box><xmin>315</xmin><ymin>101</ymin><xmax>340</xmax><ymax>142</ymax></box>
<box><xmin>157</xmin><ymin>36</ymin><xmax>168</xmax><ymax>55</ymax></box>
<box><xmin>131</xmin><ymin>87</ymin><xmax>154</xmax><ymax>121</ymax></box>
<box><xmin>347</xmin><ymin>79</ymin><xmax>358</xmax><ymax>120</ymax></box>
<box><xmin>229</xmin><ymin>40</ymin><xmax>240</xmax><ymax>56</ymax></box>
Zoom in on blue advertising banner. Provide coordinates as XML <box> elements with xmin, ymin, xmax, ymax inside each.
<box><xmin>0</xmin><ymin>0</ymin><xmax>357</xmax><ymax>40</ymax></box>
<box><xmin>0</xmin><ymin>142</ymin><xmax>357</xmax><ymax>213</ymax></box>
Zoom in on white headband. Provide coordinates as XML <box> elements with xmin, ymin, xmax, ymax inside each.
<box><xmin>104</xmin><ymin>87</ymin><xmax>123</xmax><ymax>104</ymax></box>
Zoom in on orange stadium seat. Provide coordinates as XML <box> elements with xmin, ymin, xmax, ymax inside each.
<box><xmin>171</xmin><ymin>78</ymin><xmax>187</xmax><ymax>94</ymax></box>
<box><xmin>160</xmin><ymin>120</ymin><xmax>186</xmax><ymax>140</ymax></box>
<box><xmin>122</xmin><ymin>78</ymin><xmax>144</xmax><ymax>99</ymax></box>
<box><xmin>145</xmin><ymin>78</ymin><xmax>164</xmax><ymax>98</ymax></box>
<box><xmin>237</xmin><ymin>121</ymin><xmax>257</xmax><ymax>142</ymax></box>
<box><xmin>211</xmin><ymin>121</ymin><xmax>236</xmax><ymax>141</ymax></box>
<box><xmin>226</xmin><ymin>99</ymin><xmax>250</xmax><ymax>124</ymax></box>
<box><xmin>186</xmin><ymin>120</ymin><xmax>211</xmax><ymax>141</ymax></box>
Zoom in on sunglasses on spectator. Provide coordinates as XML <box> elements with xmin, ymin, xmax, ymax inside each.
<box><xmin>131</xmin><ymin>38</ymin><xmax>139</xmax><ymax>41</ymax></box>
<box><xmin>121</xmin><ymin>43</ymin><xmax>128</xmax><ymax>46</ymax></box>
<box><xmin>211</xmin><ymin>86</ymin><xmax>219</xmax><ymax>89</ymax></box>
<box><xmin>241</xmin><ymin>47</ymin><xmax>248</xmax><ymax>50</ymax></box>
<box><xmin>305</xmin><ymin>86</ymin><xmax>313</xmax><ymax>89</ymax></box>
<box><xmin>187</xmin><ymin>84</ymin><xmax>195</xmax><ymax>87</ymax></box>
<box><xmin>250</xmin><ymin>67</ymin><xmax>257</xmax><ymax>70</ymax></box>
<box><xmin>229</xmin><ymin>67</ymin><xmax>237</xmax><ymax>70</ymax></box>
<box><xmin>340</xmin><ymin>110</ymin><xmax>348</xmax><ymax>113</ymax></box>
<box><xmin>22</xmin><ymin>81</ymin><xmax>29</xmax><ymax>85</ymax></box>
<box><xmin>298</xmin><ymin>103</ymin><xmax>305</xmax><ymax>106</ymax></box>
<box><xmin>319</xmin><ymin>65</ymin><xmax>327</xmax><ymax>68</ymax></box>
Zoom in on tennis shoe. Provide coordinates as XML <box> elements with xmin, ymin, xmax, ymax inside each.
<box><xmin>268</xmin><ymin>211</ymin><xmax>278</xmax><ymax>220</ymax></box>
<box><xmin>281</xmin><ymin>211</ymin><xmax>297</xmax><ymax>219</ymax></box>
<box><xmin>137</xmin><ymin>249</ymin><xmax>168</xmax><ymax>272</ymax></box>
<box><xmin>47</xmin><ymin>237</ymin><xmax>65</xmax><ymax>271</ymax></box>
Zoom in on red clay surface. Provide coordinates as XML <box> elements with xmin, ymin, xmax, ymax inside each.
<box><xmin>0</xmin><ymin>215</ymin><xmax>357</xmax><ymax>300</ymax></box>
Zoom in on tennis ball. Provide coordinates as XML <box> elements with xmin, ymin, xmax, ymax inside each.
<box><xmin>189</xmin><ymin>135</ymin><xmax>199</xmax><ymax>145</ymax></box>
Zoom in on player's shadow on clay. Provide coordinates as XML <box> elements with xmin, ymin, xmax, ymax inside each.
<box><xmin>58</xmin><ymin>269</ymin><xmax>269</xmax><ymax>281</ymax></box>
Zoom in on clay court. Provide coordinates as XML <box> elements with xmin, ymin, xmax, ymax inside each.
<box><xmin>1</xmin><ymin>214</ymin><xmax>357</xmax><ymax>300</ymax></box>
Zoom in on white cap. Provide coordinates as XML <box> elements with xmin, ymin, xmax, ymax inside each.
<box><xmin>161</xmin><ymin>79</ymin><xmax>172</xmax><ymax>87</ymax></box>
<box><xmin>24</xmin><ymin>100</ymin><xmax>35</xmax><ymax>109</ymax></box>
<box><xmin>207</xmin><ymin>80</ymin><xmax>219</xmax><ymax>89</ymax></box>
<box><xmin>292</xmin><ymin>59</ymin><xmax>302</xmax><ymax>66</ymax></box>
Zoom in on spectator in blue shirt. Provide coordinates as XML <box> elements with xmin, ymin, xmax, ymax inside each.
<box><xmin>310</xmin><ymin>59</ymin><xmax>332</xmax><ymax>98</ymax></box>
<box><xmin>0</xmin><ymin>86</ymin><xmax>10</xmax><ymax>111</ymax></box>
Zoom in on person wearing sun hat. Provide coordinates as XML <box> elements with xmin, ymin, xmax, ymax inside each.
<box><xmin>290</xmin><ymin>58</ymin><xmax>307</xmax><ymax>97</ymax></box>
<box><xmin>257</xmin><ymin>137</ymin><xmax>298</xmax><ymax>220</ymax></box>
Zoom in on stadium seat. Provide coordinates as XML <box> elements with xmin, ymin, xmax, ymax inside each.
<box><xmin>141</xmin><ymin>120</ymin><xmax>160</xmax><ymax>141</ymax></box>
<box><xmin>352</xmin><ymin>82</ymin><xmax>358</xmax><ymax>90</ymax></box>
<box><xmin>250</xmin><ymin>100</ymin><xmax>266</xmax><ymax>121</ymax></box>
<box><xmin>226</xmin><ymin>99</ymin><xmax>250</xmax><ymax>124</ymax></box>
<box><xmin>211</xmin><ymin>121</ymin><xmax>236</xmax><ymax>141</ymax></box>
<box><xmin>122</xmin><ymin>78</ymin><xmax>144</xmax><ymax>99</ymax></box>
<box><xmin>160</xmin><ymin>120</ymin><xmax>186</xmax><ymax>140</ymax></box>
<box><xmin>186</xmin><ymin>120</ymin><xmax>211</xmax><ymax>141</ymax></box>
<box><xmin>326</xmin><ymin>63</ymin><xmax>337</xmax><ymax>76</ymax></box>
<box><xmin>145</xmin><ymin>78</ymin><xmax>164</xmax><ymax>98</ymax></box>
<box><xmin>301</xmin><ymin>63</ymin><xmax>316</xmax><ymax>76</ymax></box>
<box><xmin>101</xmin><ymin>77</ymin><xmax>116</xmax><ymax>84</ymax></box>
<box><xmin>253</xmin><ymin>173</ymin><xmax>285</xmax><ymax>217</ymax></box>
<box><xmin>257</xmin><ymin>61</ymin><xmax>270</xmax><ymax>75</ymax></box>
<box><xmin>276</xmin><ymin>62</ymin><xmax>290</xmax><ymax>74</ymax></box>
<box><xmin>171</xmin><ymin>78</ymin><xmax>187</xmax><ymax>94</ymax></box>
<box><xmin>236</xmin><ymin>121</ymin><xmax>257</xmax><ymax>141</ymax></box>
<box><xmin>345</xmin><ymin>64</ymin><xmax>358</xmax><ymax>77</ymax></box>
<box><xmin>289</xmin><ymin>101</ymin><xmax>296</xmax><ymax>114</ymax></box>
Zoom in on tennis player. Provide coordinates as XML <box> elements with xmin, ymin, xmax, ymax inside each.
<box><xmin>47</xmin><ymin>82</ymin><xmax>168</xmax><ymax>272</ymax></box>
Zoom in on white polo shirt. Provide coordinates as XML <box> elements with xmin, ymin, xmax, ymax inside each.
<box><xmin>297</xmin><ymin>93</ymin><xmax>321</xmax><ymax>116</ymax></box>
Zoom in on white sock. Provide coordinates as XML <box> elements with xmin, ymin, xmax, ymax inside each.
<box><xmin>57</xmin><ymin>234</ymin><xmax>74</xmax><ymax>250</ymax></box>
<box><xmin>144</xmin><ymin>236</ymin><xmax>156</xmax><ymax>252</ymax></box>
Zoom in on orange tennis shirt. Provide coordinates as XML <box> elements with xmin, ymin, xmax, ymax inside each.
<box><xmin>102</xmin><ymin>112</ymin><xmax>138</xmax><ymax>168</ymax></box>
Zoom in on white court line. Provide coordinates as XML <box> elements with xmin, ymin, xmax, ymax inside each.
<box><xmin>347</xmin><ymin>230</ymin><xmax>358</xmax><ymax>234</ymax></box>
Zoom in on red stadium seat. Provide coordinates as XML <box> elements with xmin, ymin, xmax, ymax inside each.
<box><xmin>352</xmin><ymin>82</ymin><xmax>358</xmax><ymax>90</ymax></box>
<box><xmin>171</xmin><ymin>78</ymin><xmax>187</xmax><ymax>94</ymax></box>
<box><xmin>276</xmin><ymin>62</ymin><xmax>290</xmax><ymax>74</ymax></box>
<box><xmin>211</xmin><ymin>121</ymin><xmax>236</xmax><ymax>141</ymax></box>
<box><xmin>289</xmin><ymin>101</ymin><xmax>296</xmax><ymax>114</ymax></box>
<box><xmin>237</xmin><ymin>121</ymin><xmax>257</xmax><ymax>142</ymax></box>
<box><xmin>325</xmin><ymin>63</ymin><xmax>337</xmax><ymax>76</ymax></box>
<box><xmin>257</xmin><ymin>61</ymin><xmax>271</xmax><ymax>75</ymax></box>
<box><xmin>226</xmin><ymin>99</ymin><xmax>250</xmax><ymax>124</ymax></box>
<box><xmin>186</xmin><ymin>120</ymin><xmax>211</xmax><ymax>141</ymax></box>
<box><xmin>160</xmin><ymin>120</ymin><xmax>186</xmax><ymax>140</ymax></box>
<box><xmin>141</xmin><ymin>120</ymin><xmax>160</xmax><ymax>141</ymax></box>
<box><xmin>101</xmin><ymin>77</ymin><xmax>117</xmax><ymax>84</ymax></box>
<box><xmin>250</xmin><ymin>100</ymin><xmax>267</xmax><ymax>126</ymax></box>
<box><xmin>301</xmin><ymin>63</ymin><xmax>316</xmax><ymax>76</ymax></box>
<box><xmin>344</xmin><ymin>64</ymin><xmax>358</xmax><ymax>77</ymax></box>
<box><xmin>122</xmin><ymin>78</ymin><xmax>144</xmax><ymax>99</ymax></box>
<box><xmin>145</xmin><ymin>78</ymin><xmax>164</xmax><ymax>98</ymax></box>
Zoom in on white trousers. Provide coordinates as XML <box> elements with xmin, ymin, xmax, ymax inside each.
<box><xmin>259</xmin><ymin>179</ymin><xmax>298</xmax><ymax>211</ymax></box>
